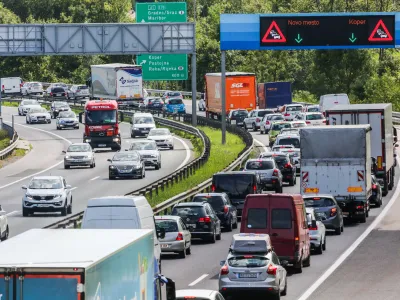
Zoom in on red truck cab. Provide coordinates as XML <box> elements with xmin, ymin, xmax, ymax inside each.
<box><xmin>83</xmin><ymin>100</ymin><xmax>121</xmax><ymax>151</ymax></box>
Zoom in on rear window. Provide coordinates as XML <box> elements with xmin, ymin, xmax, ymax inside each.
<box><xmin>245</xmin><ymin>160</ymin><xmax>274</xmax><ymax>170</ymax></box>
<box><xmin>52</xmin><ymin>87</ymin><xmax>65</xmax><ymax>92</ymax></box>
<box><xmin>82</xmin><ymin>207</ymin><xmax>139</xmax><ymax>229</ymax></box>
<box><xmin>246</xmin><ymin>208</ymin><xmax>267</xmax><ymax>229</ymax></box>
<box><xmin>307</xmin><ymin>107</ymin><xmax>319</xmax><ymax>112</ymax></box>
<box><xmin>78</xmin><ymin>85</ymin><xmax>88</xmax><ymax>89</ymax></box>
<box><xmin>258</xmin><ymin>110</ymin><xmax>274</xmax><ymax>117</ymax></box>
<box><xmin>286</xmin><ymin>106</ymin><xmax>302</xmax><ymax>112</ymax></box>
<box><xmin>272</xmin><ymin>123</ymin><xmax>291</xmax><ymax>130</ymax></box>
<box><xmin>304</xmin><ymin>197</ymin><xmax>336</xmax><ymax>207</ymax></box>
<box><xmin>277</xmin><ymin>138</ymin><xmax>300</xmax><ymax>148</ymax></box>
<box><xmin>306</xmin><ymin>114</ymin><xmax>323</xmax><ymax>120</ymax></box>
<box><xmin>155</xmin><ymin>220</ymin><xmax>178</xmax><ymax>232</ymax></box>
<box><xmin>228</xmin><ymin>256</ymin><xmax>268</xmax><ymax>267</ymax></box>
<box><xmin>271</xmin><ymin>209</ymin><xmax>292</xmax><ymax>229</ymax></box>
<box><xmin>168</xmin><ymin>99</ymin><xmax>183</xmax><ymax>105</ymax></box>
<box><xmin>232</xmin><ymin>110</ymin><xmax>248</xmax><ymax>117</ymax></box>
<box><xmin>214</xmin><ymin>174</ymin><xmax>255</xmax><ymax>199</ymax></box>
<box><xmin>273</xmin><ymin>156</ymin><xmax>290</xmax><ymax>168</ymax></box>
<box><xmin>271</xmin><ymin>115</ymin><xmax>284</xmax><ymax>121</ymax></box>
<box><xmin>172</xmin><ymin>206</ymin><xmax>205</xmax><ymax>217</ymax></box>
<box><xmin>192</xmin><ymin>196</ymin><xmax>225</xmax><ymax>212</ymax></box>
<box><xmin>168</xmin><ymin>92</ymin><xmax>181</xmax><ymax>96</ymax></box>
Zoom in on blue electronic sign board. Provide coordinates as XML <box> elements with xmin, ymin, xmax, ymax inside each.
<box><xmin>220</xmin><ymin>13</ymin><xmax>400</xmax><ymax>50</ymax></box>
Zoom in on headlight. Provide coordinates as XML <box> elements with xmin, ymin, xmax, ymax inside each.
<box><xmin>109</xmin><ymin>165</ymin><xmax>116</xmax><ymax>169</ymax></box>
<box><xmin>26</xmin><ymin>194</ymin><xmax>33</xmax><ymax>200</ymax></box>
<box><xmin>150</xmin><ymin>154</ymin><xmax>157</xmax><ymax>158</ymax></box>
<box><xmin>85</xmin><ymin>139</ymin><xmax>91</xmax><ymax>143</ymax></box>
<box><xmin>65</xmin><ymin>155</ymin><xmax>70</xmax><ymax>159</ymax></box>
<box><xmin>113</xmin><ymin>138</ymin><xmax>120</xmax><ymax>142</ymax></box>
<box><xmin>54</xmin><ymin>194</ymin><xmax>63</xmax><ymax>198</ymax></box>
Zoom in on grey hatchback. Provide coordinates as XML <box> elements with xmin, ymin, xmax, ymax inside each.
<box><xmin>243</xmin><ymin>159</ymin><xmax>283</xmax><ymax>193</ymax></box>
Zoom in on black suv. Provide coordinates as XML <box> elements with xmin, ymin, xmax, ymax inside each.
<box><xmin>50</xmin><ymin>101</ymin><xmax>70</xmax><ymax>118</ymax></box>
<box><xmin>49</xmin><ymin>87</ymin><xmax>67</xmax><ymax>100</ymax></box>
<box><xmin>171</xmin><ymin>202</ymin><xmax>222</xmax><ymax>243</ymax></box>
<box><xmin>259</xmin><ymin>152</ymin><xmax>297</xmax><ymax>186</ymax></box>
<box><xmin>192</xmin><ymin>193</ymin><xmax>238</xmax><ymax>231</ymax></box>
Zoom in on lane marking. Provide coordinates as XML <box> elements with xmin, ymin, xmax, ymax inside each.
<box><xmin>70</xmin><ymin>187</ymin><xmax>78</xmax><ymax>191</ymax></box>
<box><xmin>90</xmin><ymin>176</ymin><xmax>100</xmax><ymax>181</ymax></box>
<box><xmin>188</xmin><ymin>274</ymin><xmax>209</xmax><ymax>287</ymax></box>
<box><xmin>254</xmin><ymin>138</ymin><xmax>269</xmax><ymax>153</ymax></box>
<box><xmin>5</xmin><ymin>211</ymin><xmax>20</xmax><ymax>217</ymax></box>
<box><xmin>298</xmin><ymin>157</ymin><xmax>400</xmax><ymax>300</ymax></box>
<box><xmin>174</xmin><ymin>135</ymin><xmax>191</xmax><ymax>171</ymax></box>
<box><xmin>0</xmin><ymin>121</ymin><xmax>72</xmax><ymax>190</ymax></box>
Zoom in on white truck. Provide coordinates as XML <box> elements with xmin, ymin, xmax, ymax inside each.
<box><xmin>300</xmin><ymin>125</ymin><xmax>372</xmax><ymax>223</ymax></box>
<box><xmin>1</xmin><ymin>77</ymin><xmax>22</xmax><ymax>95</ymax></box>
<box><xmin>325</xmin><ymin>104</ymin><xmax>395</xmax><ymax>196</ymax></box>
<box><xmin>89</xmin><ymin>63</ymin><xmax>144</xmax><ymax>107</ymax></box>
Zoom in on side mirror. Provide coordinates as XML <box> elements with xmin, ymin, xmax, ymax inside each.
<box><xmin>220</xmin><ymin>260</ymin><xmax>226</xmax><ymax>266</ymax></box>
<box><xmin>394</xmin><ymin>137</ymin><xmax>398</xmax><ymax>142</ymax></box>
<box><xmin>157</xmin><ymin>227</ymin><xmax>166</xmax><ymax>239</ymax></box>
<box><xmin>62</xmin><ymin>150</ymin><xmax>66</xmax><ymax>154</ymax></box>
<box><xmin>130</xmin><ymin>120</ymin><xmax>133</xmax><ymax>124</ymax></box>
<box><xmin>66</xmin><ymin>185</ymin><xmax>72</xmax><ymax>189</ymax></box>
<box><xmin>22</xmin><ymin>185</ymin><xmax>27</xmax><ymax>190</ymax></box>
<box><xmin>165</xmin><ymin>278</ymin><xmax>176</xmax><ymax>300</ymax></box>
<box><xmin>239</xmin><ymin>167</ymin><xmax>244</xmax><ymax>171</ymax></box>
<box><xmin>280</xmin><ymin>260</ymin><xmax>289</xmax><ymax>267</ymax></box>
<box><xmin>396</xmin><ymin>144</ymin><xmax>399</xmax><ymax>148</ymax></box>
<box><xmin>107</xmin><ymin>159</ymin><xmax>112</xmax><ymax>162</ymax></box>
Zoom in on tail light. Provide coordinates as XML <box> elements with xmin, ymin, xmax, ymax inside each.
<box><xmin>272</xmin><ymin>169</ymin><xmax>279</xmax><ymax>176</ymax></box>
<box><xmin>211</xmin><ymin>184</ymin><xmax>216</xmax><ymax>192</ymax></box>
<box><xmin>267</xmin><ymin>265</ymin><xmax>277</xmax><ymax>275</ymax></box>
<box><xmin>199</xmin><ymin>216</ymin><xmax>211</xmax><ymax>223</ymax></box>
<box><xmin>220</xmin><ymin>265</ymin><xmax>229</xmax><ymax>275</ymax></box>
<box><xmin>294</xmin><ymin>237</ymin><xmax>300</xmax><ymax>251</ymax></box>
<box><xmin>223</xmin><ymin>205</ymin><xmax>229</xmax><ymax>214</ymax></box>
<box><xmin>284</xmin><ymin>113</ymin><xmax>290</xmax><ymax>116</ymax></box>
<box><xmin>50</xmin><ymin>93</ymin><xmax>53</xmax><ymax>96</ymax></box>
<box><xmin>372</xmin><ymin>184</ymin><xmax>377</xmax><ymax>189</ymax></box>
<box><xmin>284</xmin><ymin>163</ymin><xmax>292</xmax><ymax>169</ymax></box>
<box><xmin>322</xmin><ymin>120</ymin><xmax>326</xmax><ymax>123</ymax></box>
<box><xmin>306</xmin><ymin>121</ymin><xmax>311</xmax><ymax>124</ymax></box>
<box><xmin>256</xmin><ymin>118</ymin><xmax>260</xmax><ymax>122</ymax></box>
<box><xmin>77</xmin><ymin>89</ymin><xmax>81</xmax><ymax>92</ymax></box>
<box><xmin>266</xmin><ymin>120</ymin><xmax>270</xmax><ymax>124</ymax></box>
<box><xmin>176</xmin><ymin>232</ymin><xmax>184</xmax><ymax>241</ymax></box>
<box><xmin>309</xmin><ymin>225</ymin><xmax>318</xmax><ymax>230</ymax></box>
<box><xmin>253</xmin><ymin>185</ymin><xmax>257</xmax><ymax>192</ymax></box>
<box><xmin>1</xmin><ymin>85</ymin><xmax>4</xmax><ymax>90</ymax></box>
<box><xmin>356</xmin><ymin>205</ymin><xmax>364</xmax><ymax>210</ymax></box>
<box><xmin>330</xmin><ymin>207</ymin><xmax>337</xmax><ymax>217</ymax></box>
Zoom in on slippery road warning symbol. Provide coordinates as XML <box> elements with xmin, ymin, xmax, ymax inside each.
<box><xmin>368</xmin><ymin>19</ymin><xmax>393</xmax><ymax>42</ymax></box>
<box><xmin>261</xmin><ymin>21</ymin><xmax>287</xmax><ymax>43</ymax></box>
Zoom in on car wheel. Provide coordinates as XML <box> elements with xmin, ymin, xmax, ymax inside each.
<box><xmin>56</xmin><ymin>126</ymin><xmax>60</xmax><ymax>130</ymax></box>
<box><xmin>335</xmin><ymin>226</ymin><xmax>341</xmax><ymax>235</ymax></box>
<box><xmin>289</xmin><ymin>178</ymin><xmax>295</xmax><ymax>186</ymax></box>
<box><xmin>303</xmin><ymin>254</ymin><xmax>311</xmax><ymax>267</ymax></box>
<box><xmin>260</xmin><ymin>128</ymin><xmax>264</xmax><ymax>134</ymax></box>
<box><xmin>67</xmin><ymin>198</ymin><xmax>72</xmax><ymax>214</ymax></box>
<box><xmin>47</xmin><ymin>120</ymin><xmax>51</xmax><ymax>124</ymax></box>
<box><xmin>169</xmin><ymin>146</ymin><xmax>174</xmax><ymax>150</ymax></box>
<box><xmin>316</xmin><ymin>241</ymin><xmax>323</xmax><ymax>254</ymax></box>
<box><xmin>281</xmin><ymin>279</ymin><xmax>287</xmax><ymax>296</ymax></box>
<box><xmin>226</xmin><ymin>218</ymin><xmax>233</xmax><ymax>232</ymax></box>
<box><xmin>294</xmin><ymin>259</ymin><xmax>303</xmax><ymax>274</ymax></box>
<box><xmin>359</xmin><ymin>210</ymin><xmax>367</xmax><ymax>223</ymax></box>
<box><xmin>22</xmin><ymin>208</ymin><xmax>30</xmax><ymax>217</ymax></box>
<box><xmin>209</xmin><ymin>229</ymin><xmax>216</xmax><ymax>244</ymax></box>
<box><xmin>64</xmin><ymin>165</ymin><xmax>70</xmax><ymax>169</ymax></box>
<box><xmin>322</xmin><ymin>236</ymin><xmax>326</xmax><ymax>251</ymax></box>
<box><xmin>233</xmin><ymin>217</ymin><xmax>238</xmax><ymax>229</ymax></box>
<box><xmin>109</xmin><ymin>175</ymin><xmax>115</xmax><ymax>180</ymax></box>
<box><xmin>90</xmin><ymin>162</ymin><xmax>95</xmax><ymax>168</ymax></box>
<box><xmin>216</xmin><ymin>227</ymin><xmax>222</xmax><ymax>240</ymax></box>
<box><xmin>61</xmin><ymin>201</ymin><xmax>67</xmax><ymax>216</ymax></box>
<box><xmin>252</xmin><ymin>123</ymin><xmax>257</xmax><ymax>131</ymax></box>
<box><xmin>155</xmin><ymin>163</ymin><xmax>159</xmax><ymax>170</ymax></box>
<box><xmin>186</xmin><ymin>245</ymin><xmax>191</xmax><ymax>255</ymax></box>
<box><xmin>131</xmin><ymin>133</ymin><xmax>135</xmax><ymax>138</ymax></box>
<box><xmin>272</xmin><ymin>292</ymin><xmax>281</xmax><ymax>300</ymax></box>
<box><xmin>1</xmin><ymin>225</ymin><xmax>9</xmax><ymax>241</ymax></box>
<box><xmin>294</xmin><ymin>175</ymin><xmax>297</xmax><ymax>184</ymax></box>
<box><xmin>179</xmin><ymin>248</ymin><xmax>186</xmax><ymax>259</ymax></box>
<box><xmin>341</xmin><ymin>224</ymin><xmax>344</xmax><ymax>232</ymax></box>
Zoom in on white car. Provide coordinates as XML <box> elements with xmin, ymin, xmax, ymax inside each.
<box><xmin>63</xmin><ymin>143</ymin><xmax>95</xmax><ymax>169</ymax></box>
<box><xmin>130</xmin><ymin>113</ymin><xmax>156</xmax><ymax>138</ymax></box>
<box><xmin>282</xmin><ymin>104</ymin><xmax>304</xmax><ymax>121</ymax></box>
<box><xmin>198</xmin><ymin>99</ymin><xmax>206</xmax><ymax>111</ymax></box>
<box><xmin>260</xmin><ymin>113</ymin><xmax>284</xmax><ymax>134</ymax></box>
<box><xmin>306</xmin><ymin>207</ymin><xmax>327</xmax><ymax>254</ymax></box>
<box><xmin>176</xmin><ymin>290</ymin><xmax>225</xmax><ymax>300</ymax></box>
<box><xmin>295</xmin><ymin>112</ymin><xmax>326</xmax><ymax>126</ymax></box>
<box><xmin>21</xmin><ymin>82</ymin><xmax>43</xmax><ymax>96</ymax></box>
<box><xmin>26</xmin><ymin>107</ymin><xmax>51</xmax><ymax>124</ymax></box>
<box><xmin>0</xmin><ymin>205</ymin><xmax>9</xmax><ymax>241</ymax></box>
<box><xmin>22</xmin><ymin>176</ymin><xmax>73</xmax><ymax>217</ymax></box>
<box><xmin>147</xmin><ymin>128</ymin><xmax>174</xmax><ymax>150</ymax></box>
<box><xmin>244</xmin><ymin>109</ymin><xmax>275</xmax><ymax>131</ymax></box>
<box><xmin>275</xmin><ymin>134</ymin><xmax>300</xmax><ymax>149</ymax></box>
<box><xmin>279</xmin><ymin>128</ymin><xmax>300</xmax><ymax>135</ymax></box>
<box><xmin>18</xmin><ymin>99</ymin><xmax>41</xmax><ymax>116</ymax></box>
<box><xmin>303</xmin><ymin>105</ymin><xmax>320</xmax><ymax>113</ymax></box>
<box><xmin>67</xmin><ymin>84</ymin><xmax>90</xmax><ymax>100</ymax></box>
<box><xmin>291</xmin><ymin>120</ymin><xmax>307</xmax><ymax>128</ymax></box>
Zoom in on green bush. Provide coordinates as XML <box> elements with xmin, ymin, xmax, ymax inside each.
<box><xmin>0</xmin><ymin>130</ymin><xmax>8</xmax><ymax>140</ymax></box>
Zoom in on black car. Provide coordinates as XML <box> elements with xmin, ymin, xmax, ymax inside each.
<box><xmin>107</xmin><ymin>151</ymin><xmax>145</xmax><ymax>180</ymax></box>
<box><xmin>212</xmin><ymin>171</ymin><xmax>261</xmax><ymax>217</ymax></box>
<box><xmin>192</xmin><ymin>193</ymin><xmax>238</xmax><ymax>231</ymax></box>
<box><xmin>227</xmin><ymin>109</ymin><xmax>248</xmax><ymax>126</ymax></box>
<box><xmin>171</xmin><ymin>202</ymin><xmax>222</xmax><ymax>243</ymax></box>
<box><xmin>370</xmin><ymin>175</ymin><xmax>383</xmax><ymax>207</ymax></box>
<box><xmin>51</xmin><ymin>101</ymin><xmax>70</xmax><ymax>118</ymax></box>
<box><xmin>259</xmin><ymin>152</ymin><xmax>297</xmax><ymax>186</ymax></box>
<box><xmin>146</xmin><ymin>98</ymin><xmax>164</xmax><ymax>110</ymax></box>
<box><xmin>49</xmin><ymin>87</ymin><xmax>67</xmax><ymax>100</ymax></box>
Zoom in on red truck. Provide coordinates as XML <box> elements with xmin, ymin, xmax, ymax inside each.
<box><xmin>83</xmin><ymin>100</ymin><xmax>121</xmax><ymax>151</ymax></box>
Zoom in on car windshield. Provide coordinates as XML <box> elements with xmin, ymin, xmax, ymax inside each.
<box><xmin>28</xmin><ymin>178</ymin><xmax>62</xmax><ymax>189</ymax></box>
<box><xmin>30</xmin><ymin>108</ymin><xmax>46</xmax><ymax>113</ymax></box>
<box><xmin>271</xmin><ymin>115</ymin><xmax>284</xmax><ymax>121</ymax></box>
<box><xmin>304</xmin><ymin>197</ymin><xmax>336</xmax><ymax>207</ymax></box>
<box><xmin>192</xmin><ymin>196</ymin><xmax>225</xmax><ymax>211</ymax></box>
<box><xmin>149</xmin><ymin>129</ymin><xmax>169</xmax><ymax>136</ymax></box>
<box><xmin>272</xmin><ymin>123</ymin><xmax>291</xmax><ymax>130</ymax></box>
<box><xmin>168</xmin><ymin>99</ymin><xmax>183</xmax><ymax>105</ymax></box>
<box><xmin>112</xmin><ymin>153</ymin><xmax>140</xmax><ymax>161</ymax></box>
<box><xmin>130</xmin><ymin>141</ymin><xmax>157</xmax><ymax>150</ymax></box>
<box><xmin>134</xmin><ymin>117</ymin><xmax>154</xmax><ymax>124</ymax></box>
<box><xmin>307</xmin><ymin>107</ymin><xmax>319</xmax><ymax>112</ymax></box>
<box><xmin>155</xmin><ymin>220</ymin><xmax>179</xmax><ymax>232</ymax></box>
<box><xmin>67</xmin><ymin>144</ymin><xmax>91</xmax><ymax>152</ymax></box>
<box><xmin>286</xmin><ymin>106</ymin><xmax>302</xmax><ymax>112</ymax></box>
<box><xmin>228</xmin><ymin>256</ymin><xmax>269</xmax><ymax>268</ymax></box>
<box><xmin>59</xmin><ymin>111</ymin><xmax>75</xmax><ymax>118</ymax></box>
<box><xmin>55</xmin><ymin>102</ymin><xmax>68</xmax><ymax>107</ymax></box>
<box><xmin>31</xmin><ymin>83</ymin><xmax>41</xmax><ymax>87</ymax></box>
<box><xmin>258</xmin><ymin>110</ymin><xmax>274</xmax><ymax>117</ymax></box>
<box><xmin>85</xmin><ymin>110</ymin><xmax>117</xmax><ymax>125</ymax></box>
<box><xmin>22</xmin><ymin>100</ymin><xmax>38</xmax><ymax>105</ymax></box>
<box><xmin>232</xmin><ymin>110</ymin><xmax>248</xmax><ymax>117</ymax></box>
<box><xmin>172</xmin><ymin>206</ymin><xmax>205</xmax><ymax>217</ymax></box>
<box><xmin>306</xmin><ymin>114</ymin><xmax>324</xmax><ymax>120</ymax></box>
<box><xmin>245</xmin><ymin>160</ymin><xmax>274</xmax><ymax>170</ymax></box>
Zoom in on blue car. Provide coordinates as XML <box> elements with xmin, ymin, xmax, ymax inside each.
<box><xmin>163</xmin><ymin>98</ymin><xmax>186</xmax><ymax>114</ymax></box>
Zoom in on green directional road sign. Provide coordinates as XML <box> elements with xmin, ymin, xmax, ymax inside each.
<box><xmin>137</xmin><ymin>54</ymin><xmax>188</xmax><ymax>80</ymax></box>
<box><xmin>136</xmin><ymin>2</ymin><xmax>187</xmax><ymax>23</ymax></box>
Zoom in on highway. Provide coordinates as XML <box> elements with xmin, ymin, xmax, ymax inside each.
<box><xmin>0</xmin><ymin>105</ymin><xmax>195</xmax><ymax>237</ymax></box>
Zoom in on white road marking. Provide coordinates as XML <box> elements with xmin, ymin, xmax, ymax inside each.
<box><xmin>174</xmin><ymin>136</ymin><xmax>191</xmax><ymax>171</ymax></box>
<box><xmin>89</xmin><ymin>176</ymin><xmax>100</xmax><ymax>181</ymax></box>
<box><xmin>0</xmin><ymin>121</ymin><xmax>72</xmax><ymax>190</ymax></box>
<box><xmin>188</xmin><ymin>274</ymin><xmax>209</xmax><ymax>287</ymax></box>
<box><xmin>298</xmin><ymin>157</ymin><xmax>400</xmax><ymax>300</ymax></box>
<box><xmin>5</xmin><ymin>211</ymin><xmax>20</xmax><ymax>217</ymax></box>
<box><xmin>254</xmin><ymin>138</ymin><xmax>269</xmax><ymax>152</ymax></box>
<box><xmin>70</xmin><ymin>187</ymin><xmax>78</xmax><ymax>191</ymax></box>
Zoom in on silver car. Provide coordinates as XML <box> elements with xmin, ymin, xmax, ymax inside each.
<box><xmin>306</xmin><ymin>207</ymin><xmax>327</xmax><ymax>254</ymax></box>
<box><xmin>243</xmin><ymin>158</ymin><xmax>283</xmax><ymax>193</ymax></box>
<box><xmin>56</xmin><ymin>111</ymin><xmax>79</xmax><ymax>130</ymax></box>
<box><xmin>147</xmin><ymin>128</ymin><xmax>174</xmax><ymax>150</ymax></box>
<box><xmin>129</xmin><ymin>140</ymin><xmax>161</xmax><ymax>169</ymax></box>
<box><xmin>26</xmin><ymin>107</ymin><xmax>51</xmax><ymax>124</ymax></box>
<box><xmin>21</xmin><ymin>82</ymin><xmax>43</xmax><ymax>96</ymax></box>
<box><xmin>155</xmin><ymin>215</ymin><xmax>191</xmax><ymax>258</ymax></box>
<box><xmin>219</xmin><ymin>234</ymin><xmax>287</xmax><ymax>299</ymax></box>
<box><xmin>22</xmin><ymin>176</ymin><xmax>73</xmax><ymax>217</ymax></box>
<box><xmin>63</xmin><ymin>143</ymin><xmax>95</xmax><ymax>169</ymax></box>
<box><xmin>67</xmin><ymin>84</ymin><xmax>90</xmax><ymax>100</ymax></box>
<box><xmin>18</xmin><ymin>99</ymin><xmax>41</xmax><ymax>116</ymax></box>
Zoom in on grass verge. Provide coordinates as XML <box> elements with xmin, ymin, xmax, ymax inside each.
<box><xmin>146</xmin><ymin>126</ymin><xmax>245</xmax><ymax>207</ymax></box>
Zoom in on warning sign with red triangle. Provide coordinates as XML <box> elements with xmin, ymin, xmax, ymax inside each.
<box><xmin>261</xmin><ymin>21</ymin><xmax>287</xmax><ymax>43</ymax></box>
<box><xmin>368</xmin><ymin>19</ymin><xmax>393</xmax><ymax>42</ymax></box>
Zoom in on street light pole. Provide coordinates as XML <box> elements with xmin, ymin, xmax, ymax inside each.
<box><xmin>221</xmin><ymin>51</ymin><xmax>226</xmax><ymax>145</ymax></box>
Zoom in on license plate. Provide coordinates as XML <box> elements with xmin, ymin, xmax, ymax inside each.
<box><xmin>57</xmin><ymin>93</ymin><xmax>61</xmax><ymax>96</ymax></box>
<box><xmin>120</xmin><ymin>170</ymin><xmax>131</xmax><ymax>173</ymax></box>
<box><xmin>187</xmin><ymin>224</ymin><xmax>196</xmax><ymax>229</ymax></box>
<box><xmin>343</xmin><ymin>212</ymin><xmax>349</xmax><ymax>216</ymax></box>
<box><xmin>141</xmin><ymin>130</ymin><xmax>149</xmax><ymax>133</ymax></box>
<box><xmin>161</xmin><ymin>244</ymin><xmax>169</xmax><ymax>248</ymax></box>
<box><xmin>98</xmin><ymin>144</ymin><xmax>106</xmax><ymax>147</ymax></box>
<box><xmin>38</xmin><ymin>204</ymin><xmax>50</xmax><ymax>207</ymax></box>
<box><xmin>74</xmin><ymin>160</ymin><xmax>83</xmax><ymax>162</ymax></box>
<box><xmin>239</xmin><ymin>273</ymin><xmax>257</xmax><ymax>278</ymax></box>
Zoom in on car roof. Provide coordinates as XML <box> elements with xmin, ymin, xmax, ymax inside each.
<box><xmin>155</xmin><ymin>215</ymin><xmax>182</xmax><ymax>221</ymax></box>
<box><xmin>31</xmin><ymin>176</ymin><xmax>62</xmax><ymax>180</ymax></box>
<box><xmin>247</xmin><ymin>158</ymin><xmax>274</xmax><ymax>162</ymax></box>
<box><xmin>69</xmin><ymin>143</ymin><xmax>90</xmax><ymax>146</ymax></box>
<box><xmin>286</xmin><ymin>103</ymin><xmax>303</xmax><ymax>106</ymax></box>
<box><xmin>271</xmin><ymin>121</ymin><xmax>290</xmax><ymax>124</ymax></box>
<box><xmin>261</xmin><ymin>151</ymin><xmax>288</xmax><ymax>156</ymax></box>
<box><xmin>114</xmin><ymin>150</ymin><xmax>139</xmax><ymax>155</ymax></box>
<box><xmin>304</xmin><ymin>112</ymin><xmax>323</xmax><ymax>115</ymax></box>
<box><xmin>175</xmin><ymin>202</ymin><xmax>206</xmax><ymax>207</ymax></box>
<box><xmin>176</xmin><ymin>290</ymin><xmax>215</xmax><ymax>298</ymax></box>
<box><xmin>277</xmin><ymin>134</ymin><xmax>300</xmax><ymax>139</ymax></box>
<box><xmin>194</xmin><ymin>193</ymin><xmax>227</xmax><ymax>197</ymax></box>
<box><xmin>302</xmin><ymin>194</ymin><xmax>335</xmax><ymax>199</ymax></box>
<box><xmin>87</xmin><ymin>195</ymin><xmax>148</xmax><ymax>207</ymax></box>
<box><xmin>133</xmin><ymin>113</ymin><xmax>153</xmax><ymax>117</ymax></box>
<box><xmin>291</xmin><ymin>120</ymin><xmax>306</xmax><ymax>123</ymax></box>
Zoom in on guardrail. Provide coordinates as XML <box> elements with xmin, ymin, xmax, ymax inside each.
<box><xmin>0</xmin><ymin>119</ymin><xmax>19</xmax><ymax>160</ymax></box>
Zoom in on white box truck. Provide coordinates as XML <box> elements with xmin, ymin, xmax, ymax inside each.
<box><xmin>319</xmin><ymin>93</ymin><xmax>350</xmax><ymax>115</ymax></box>
<box><xmin>1</xmin><ymin>77</ymin><xmax>22</xmax><ymax>95</ymax></box>
<box><xmin>0</xmin><ymin>229</ymin><xmax>176</xmax><ymax>300</ymax></box>
<box><xmin>90</xmin><ymin>63</ymin><xmax>144</xmax><ymax>107</ymax></box>
<box><xmin>325</xmin><ymin>104</ymin><xmax>395</xmax><ymax>196</ymax></box>
<box><xmin>300</xmin><ymin>125</ymin><xmax>372</xmax><ymax>223</ymax></box>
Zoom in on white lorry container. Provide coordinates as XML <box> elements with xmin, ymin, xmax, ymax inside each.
<box><xmin>90</xmin><ymin>63</ymin><xmax>143</xmax><ymax>106</ymax></box>
<box><xmin>325</xmin><ymin>104</ymin><xmax>395</xmax><ymax>195</ymax></box>
<box><xmin>1</xmin><ymin>77</ymin><xmax>22</xmax><ymax>95</ymax></box>
<box><xmin>319</xmin><ymin>93</ymin><xmax>350</xmax><ymax>114</ymax></box>
<box><xmin>300</xmin><ymin>125</ymin><xmax>372</xmax><ymax>223</ymax></box>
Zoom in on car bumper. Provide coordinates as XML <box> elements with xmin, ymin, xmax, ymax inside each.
<box><xmin>219</xmin><ymin>277</ymin><xmax>279</xmax><ymax>294</ymax></box>
<box><xmin>109</xmin><ymin>169</ymin><xmax>143</xmax><ymax>177</ymax></box>
<box><xmin>259</xmin><ymin>178</ymin><xmax>280</xmax><ymax>190</ymax></box>
<box><xmin>84</xmin><ymin>136</ymin><xmax>121</xmax><ymax>148</ymax></box>
<box><xmin>160</xmin><ymin>241</ymin><xmax>185</xmax><ymax>253</ymax></box>
<box><xmin>143</xmin><ymin>158</ymin><xmax>159</xmax><ymax>166</ymax></box>
<box><xmin>64</xmin><ymin>159</ymin><xmax>92</xmax><ymax>166</ymax></box>
<box><xmin>155</xmin><ymin>141</ymin><xmax>173</xmax><ymax>148</ymax></box>
<box><xmin>309</xmin><ymin>236</ymin><xmax>322</xmax><ymax>248</ymax></box>
<box><xmin>58</xmin><ymin>123</ymin><xmax>79</xmax><ymax>128</ymax></box>
<box><xmin>132</xmin><ymin>129</ymin><xmax>151</xmax><ymax>136</ymax></box>
<box><xmin>190</xmin><ymin>231</ymin><xmax>214</xmax><ymax>239</ymax></box>
<box><xmin>281</xmin><ymin>172</ymin><xmax>295</xmax><ymax>182</ymax></box>
<box><xmin>30</xmin><ymin>118</ymin><xmax>50</xmax><ymax>123</ymax></box>
<box><xmin>23</xmin><ymin>201</ymin><xmax>65</xmax><ymax>211</ymax></box>
<box><xmin>321</xmin><ymin>215</ymin><xmax>341</xmax><ymax>230</ymax></box>
<box><xmin>369</xmin><ymin>193</ymin><xmax>380</xmax><ymax>204</ymax></box>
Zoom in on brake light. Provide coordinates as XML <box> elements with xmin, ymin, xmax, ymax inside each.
<box><xmin>220</xmin><ymin>265</ymin><xmax>229</xmax><ymax>275</ymax></box>
<box><xmin>284</xmin><ymin>113</ymin><xmax>290</xmax><ymax>116</ymax></box>
<box><xmin>199</xmin><ymin>216</ymin><xmax>211</xmax><ymax>223</ymax></box>
<box><xmin>322</xmin><ymin>120</ymin><xmax>326</xmax><ymax>123</ymax></box>
<box><xmin>224</xmin><ymin>205</ymin><xmax>229</xmax><ymax>214</ymax></box>
<box><xmin>284</xmin><ymin>163</ymin><xmax>292</xmax><ymax>169</ymax></box>
<box><xmin>313</xmin><ymin>197</ymin><xmax>321</xmax><ymax>200</ymax></box>
<box><xmin>184</xmin><ymin>297</ymin><xmax>196</xmax><ymax>299</ymax></box>
<box><xmin>372</xmin><ymin>184</ymin><xmax>377</xmax><ymax>189</ymax></box>
<box><xmin>356</xmin><ymin>205</ymin><xmax>364</xmax><ymax>210</ymax></box>
<box><xmin>211</xmin><ymin>184</ymin><xmax>216</xmax><ymax>192</ymax></box>
<box><xmin>256</xmin><ymin>118</ymin><xmax>260</xmax><ymax>122</ymax></box>
<box><xmin>330</xmin><ymin>207</ymin><xmax>337</xmax><ymax>217</ymax></box>
<box><xmin>243</xmin><ymin>255</ymin><xmax>253</xmax><ymax>258</ymax></box>
<box><xmin>50</xmin><ymin>93</ymin><xmax>53</xmax><ymax>96</ymax></box>
<box><xmin>1</xmin><ymin>85</ymin><xmax>4</xmax><ymax>90</ymax></box>
<box><xmin>309</xmin><ymin>225</ymin><xmax>318</xmax><ymax>230</ymax></box>
<box><xmin>266</xmin><ymin>120</ymin><xmax>270</xmax><ymax>124</ymax></box>
<box><xmin>272</xmin><ymin>169</ymin><xmax>279</xmax><ymax>176</ymax></box>
<box><xmin>267</xmin><ymin>265</ymin><xmax>277</xmax><ymax>275</ymax></box>
<box><xmin>253</xmin><ymin>185</ymin><xmax>257</xmax><ymax>192</ymax></box>
<box><xmin>176</xmin><ymin>232</ymin><xmax>184</xmax><ymax>241</ymax></box>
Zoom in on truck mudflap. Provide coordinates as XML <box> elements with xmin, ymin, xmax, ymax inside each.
<box><xmin>0</xmin><ymin>272</ymin><xmax>83</xmax><ymax>299</ymax></box>
<box><xmin>336</xmin><ymin>196</ymin><xmax>368</xmax><ymax>222</ymax></box>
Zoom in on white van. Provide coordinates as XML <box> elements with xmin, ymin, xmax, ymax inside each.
<box><xmin>1</xmin><ymin>77</ymin><xmax>22</xmax><ymax>95</ymax></box>
<box><xmin>131</xmin><ymin>112</ymin><xmax>156</xmax><ymax>138</ymax></box>
<box><xmin>319</xmin><ymin>94</ymin><xmax>350</xmax><ymax>115</ymax></box>
<box><xmin>81</xmin><ymin>195</ymin><xmax>163</xmax><ymax>271</ymax></box>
